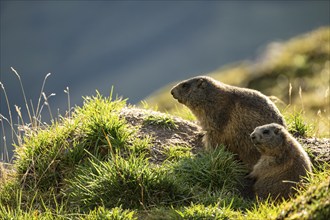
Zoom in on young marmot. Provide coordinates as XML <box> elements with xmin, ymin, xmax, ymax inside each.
<box><xmin>171</xmin><ymin>76</ymin><xmax>285</xmax><ymax>169</ymax></box>
<box><xmin>249</xmin><ymin>123</ymin><xmax>312</xmax><ymax>200</ymax></box>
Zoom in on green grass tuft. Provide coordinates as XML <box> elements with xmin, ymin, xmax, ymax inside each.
<box><xmin>175</xmin><ymin>203</ymin><xmax>238</xmax><ymax>219</ymax></box>
<box><xmin>162</xmin><ymin>145</ymin><xmax>192</xmax><ymax>162</ymax></box>
<box><xmin>65</xmin><ymin>153</ymin><xmax>190</xmax><ymax>211</ymax></box>
<box><xmin>285</xmin><ymin>110</ymin><xmax>312</xmax><ymax>137</ymax></box>
<box><xmin>83</xmin><ymin>206</ymin><xmax>137</xmax><ymax>220</ymax></box>
<box><xmin>173</xmin><ymin>146</ymin><xmax>247</xmax><ymax>192</ymax></box>
<box><xmin>277</xmin><ymin>164</ymin><xmax>330</xmax><ymax>220</ymax></box>
<box><xmin>13</xmin><ymin>92</ymin><xmax>151</xmax><ymax>193</ymax></box>
<box><xmin>143</xmin><ymin>114</ymin><xmax>178</xmax><ymax>130</ymax></box>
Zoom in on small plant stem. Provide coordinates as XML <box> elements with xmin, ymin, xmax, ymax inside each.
<box><xmin>0</xmin><ymin>118</ymin><xmax>9</xmax><ymax>162</ymax></box>
<box><xmin>0</xmin><ymin>82</ymin><xmax>14</xmax><ymax>143</ymax></box>
<box><xmin>36</xmin><ymin>73</ymin><xmax>51</xmax><ymax>120</ymax></box>
<box><xmin>288</xmin><ymin>83</ymin><xmax>292</xmax><ymax>106</ymax></box>
<box><xmin>11</xmin><ymin>67</ymin><xmax>33</xmax><ymax>126</ymax></box>
<box><xmin>64</xmin><ymin>87</ymin><xmax>71</xmax><ymax>118</ymax></box>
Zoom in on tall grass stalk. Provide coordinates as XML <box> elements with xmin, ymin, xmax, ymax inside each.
<box><xmin>36</xmin><ymin>73</ymin><xmax>51</xmax><ymax>121</ymax></box>
<box><xmin>288</xmin><ymin>83</ymin><xmax>292</xmax><ymax>106</ymax></box>
<box><xmin>0</xmin><ymin>118</ymin><xmax>9</xmax><ymax>162</ymax></box>
<box><xmin>42</xmin><ymin>92</ymin><xmax>56</xmax><ymax>122</ymax></box>
<box><xmin>1</xmin><ymin>68</ymin><xmax>60</xmax><ymax>163</ymax></box>
<box><xmin>298</xmin><ymin>86</ymin><xmax>304</xmax><ymax>112</ymax></box>
<box><xmin>0</xmin><ymin>82</ymin><xmax>14</xmax><ymax>143</ymax></box>
<box><xmin>11</xmin><ymin>67</ymin><xmax>33</xmax><ymax>126</ymax></box>
<box><xmin>64</xmin><ymin>87</ymin><xmax>71</xmax><ymax>118</ymax></box>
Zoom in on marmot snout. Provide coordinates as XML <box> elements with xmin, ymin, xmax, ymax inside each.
<box><xmin>171</xmin><ymin>76</ymin><xmax>214</xmax><ymax>108</ymax></box>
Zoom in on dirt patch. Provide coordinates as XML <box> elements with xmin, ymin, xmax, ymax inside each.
<box><xmin>298</xmin><ymin>138</ymin><xmax>330</xmax><ymax>165</ymax></box>
<box><xmin>120</xmin><ymin>107</ymin><xmax>203</xmax><ymax>163</ymax></box>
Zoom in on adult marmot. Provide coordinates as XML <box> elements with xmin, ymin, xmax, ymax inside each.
<box><xmin>249</xmin><ymin>123</ymin><xmax>312</xmax><ymax>200</ymax></box>
<box><xmin>171</xmin><ymin>76</ymin><xmax>285</xmax><ymax>169</ymax></box>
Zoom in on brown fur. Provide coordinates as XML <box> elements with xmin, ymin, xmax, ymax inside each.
<box><xmin>249</xmin><ymin>123</ymin><xmax>312</xmax><ymax>200</ymax></box>
<box><xmin>171</xmin><ymin>76</ymin><xmax>285</xmax><ymax>169</ymax></box>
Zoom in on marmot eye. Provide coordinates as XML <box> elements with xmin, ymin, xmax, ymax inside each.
<box><xmin>262</xmin><ymin>130</ymin><xmax>270</xmax><ymax>135</ymax></box>
<box><xmin>182</xmin><ymin>83</ymin><xmax>190</xmax><ymax>89</ymax></box>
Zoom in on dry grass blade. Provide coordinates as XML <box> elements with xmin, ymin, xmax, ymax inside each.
<box><xmin>11</xmin><ymin>67</ymin><xmax>33</xmax><ymax>126</ymax></box>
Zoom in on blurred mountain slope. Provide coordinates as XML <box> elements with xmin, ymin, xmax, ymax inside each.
<box><xmin>144</xmin><ymin>27</ymin><xmax>330</xmax><ymax>136</ymax></box>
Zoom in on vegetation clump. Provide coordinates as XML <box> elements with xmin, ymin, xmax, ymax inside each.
<box><xmin>173</xmin><ymin>147</ymin><xmax>247</xmax><ymax>193</ymax></box>
<box><xmin>0</xmin><ymin>91</ymin><xmax>250</xmax><ymax>218</ymax></box>
<box><xmin>143</xmin><ymin>114</ymin><xmax>178</xmax><ymax>130</ymax></box>
<box><xmin>65</xmin><ymin>153</ymin><xmax>190</xmax><ymax>211</ymax></box>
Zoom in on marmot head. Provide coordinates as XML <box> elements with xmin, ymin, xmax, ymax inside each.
<box><xmin>250</xmin><ymin>123</ymin><xmax>285</xmax><ymax>155</ymax></box>
<box><xmin>171</xmin><ymin>76</ymin><xmax>224</xmax><ymax>109</ymax></box>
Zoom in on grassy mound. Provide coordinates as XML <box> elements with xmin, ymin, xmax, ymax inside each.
<box><xmin>1</xmin><ymin>92</ymin><xmax>329</xmax><ymax>219</ymax></box>
<box><xmin>1</xmin><ymin>27</ymin><xmax>329</xmax><ymax>219</ymax></box>
<box><xmin>0</xmin><ymin>93</ymin><xmax>249</xmax><ymax>219</ymax></box>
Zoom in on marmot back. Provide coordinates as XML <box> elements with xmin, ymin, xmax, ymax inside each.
<box><xmin>249</xmin><ymin>123</ymin><xmax>312</xmax><ymax>200</ymax></box>
<box><xmin>171</xmin><ymin>76</ymin><xmax>286</xmax><ymax>169</ymax></box>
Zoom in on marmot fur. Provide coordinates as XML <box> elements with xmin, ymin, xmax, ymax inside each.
<box><xmin>249</xmin><ymin>123</ymin><xmax>312</xmax><ymax>200</ymax></box>
<box><xmin>171</xmin><ymin>76</ymin><xmax>286</xmax><ymax>169</ymax></box>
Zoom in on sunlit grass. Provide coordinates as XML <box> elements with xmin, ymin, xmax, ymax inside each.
<box><xmin>1</xmin><ymin>87</ymin><xmax>329</xmax><ymax>219</ymax></box>
<box><xmin>143</xmin><ymin>113</ymin><xmax>178</xmax><ymax>130</ymax></box>
<box><xmin>162</xmin><ymin>145</ymin><xmax>192</xmax><ymax>162</ymax></box>
<box><xmin>65</xmin><ymin>153</ymin><xmax>190</xmax><ymax>211</ymax></box>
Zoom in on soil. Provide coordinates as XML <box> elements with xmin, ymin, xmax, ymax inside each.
<box><xmin>119</xmin><ymin>107</ymin><xmax>204</xmax><ymax>163</ymax></box>
<box><xmin>298</xmin><ymin>137</ymin><xmax>330</xmax><ymax>166</ymax></box>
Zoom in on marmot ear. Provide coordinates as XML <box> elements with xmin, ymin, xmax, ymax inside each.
<box><xmin>197</xmin><ymin>79</ymin><xmax>207</xmax><ymax>89</ymax></box>
<box><xmin>274</xmin><ymin>127</ymin><xmax>281</xmax><ymax>135</ymax></box>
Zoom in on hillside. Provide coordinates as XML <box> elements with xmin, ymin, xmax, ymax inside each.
<box><xmin>145</xmin><ymin>27</ymin><xmax>330</xmax><ymax>137</ymax></box>
<box><xmin>0</xmin><ymin>27</ymin><xmax>329</xmax><ymax>219</ymax></box>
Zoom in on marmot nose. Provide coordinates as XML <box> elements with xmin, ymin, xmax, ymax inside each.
<box><xmin>171</xmin><ymin>89</ymin><xmax>176</xmax><ymax>97</ymax></box>
<box><xmin>250</xmin><ymin>133</ymin><xmax>256</xmax><ymax>140</ymax></box>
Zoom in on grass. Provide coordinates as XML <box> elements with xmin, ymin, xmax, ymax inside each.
<box><xmin>161</xmin><ymin>145</ymin><xmax>192</xmax><ymax>162</ymax></box>
<box><xmin>278</xmin><ymin>166</ymin><xmax>330</xmax><ymax>220</ymax></box>
<box><xmin>174</xmin><ymin>203</ymin><xmax>238</xmax><ymax>219</ymax></box>
<box><xmin>0</xmin><ymin>201</ymin><xmax>138</xmax><ymax>220</ymax></box>
<box><xmin>173</xmin><ymin>146</ymin><xmax>247</xmax><ymax>193</ymax></box>
<box><xmin>1</xmin><ymin>27</ymin><xmax>330</xmax><ymax>219</ymax></box>
<box><xmin>64</xmin><ymin>153</ymin><xmax>190</xmax><ymax>211</ymax></box>
<box><xmin>283</xmin><ymin>109</ymin><xmax>312</xmax><ymax>137</ymax></box>
<box><xmin>0</xmin><ymin>75</ymin><xmax>253</xmax><ymax>218</ymax></box>
<box><xmin>0</xmin><ymin>89</ymin><xmax>329</xmax><ymax>219</ymax></box>
<box><xmin>83</xmin><ymin>207</ymin><xmax>137</xmax><ymax>220</ymax></box>
<box><xmin>143</xmin><ymin>114</ymin><xmax>178</xmax><ymax>130</ymax></box>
